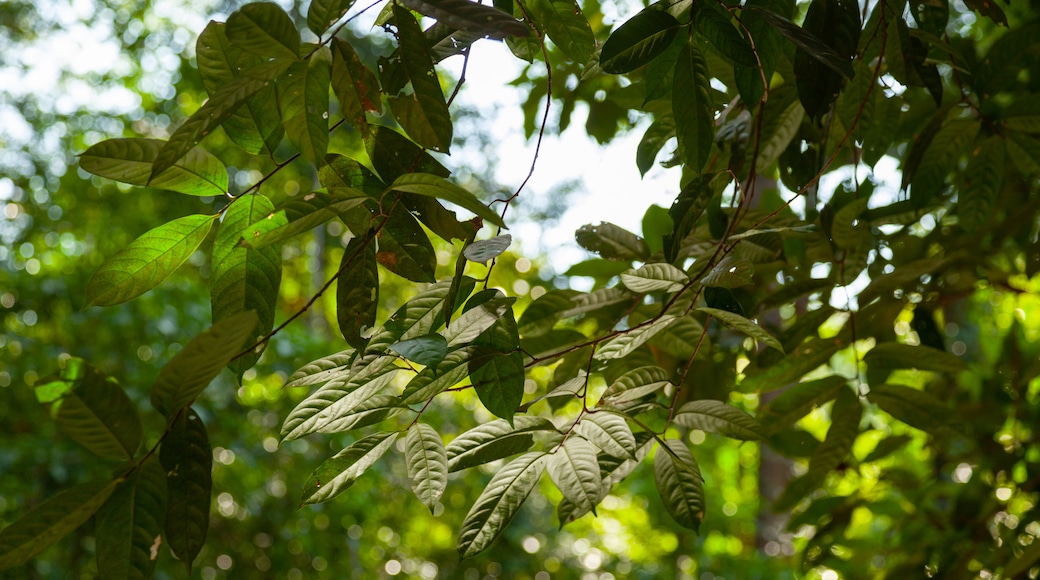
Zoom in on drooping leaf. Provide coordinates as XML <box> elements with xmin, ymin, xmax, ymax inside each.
<box><xmin>80</xmin><ymin>138</ymin><xmax>227</xmax><ymax>197</ymax></box>
<box><xmin>301</xmin><ymin>431</ymin><xmax>399</xmax><ymax>505</ymax></box>
<box><xmin>463</xmin><ymin>234</ymin><xmax>512</xmax><ymax>264</ymax></box>
<box><xmin>754</xmin><ymin>85</ymin><xmax>805</xmax><ymax>170</ymax></box>
<box><xmin>696</xmin><ymin>307</ymin><xmax>783</xmax><ymax>353</ymax></box>
<box><xmin>963</xmin><ymin>0</ymin><xmax>1007</xmax><ymax>27</ymax></box>
<box><xmin>337</xmin><ymin>234</ymin><xmax>379</xmax><ymax>349</ymax></box>
<box><xmin>576</xmin><ymin>222</ymin><xmax>649</xmax><ymax>261</ymax></box>
<box><xmin>457</xmin><ymin>452</ymin><xmax>546</xmax><ymax>558</ymax></box>
<box><xmin>468</xmin><ymin>291</ymin><xmax>525</xmax><ymax>423</ymax></box>
<box><xmin>664</xmin><ymin>174</ymin><xmax>717</xmax><ymax>262</ymax></box>
<box><xmin>806</xmin><ymin>388</ymin><xmax>861</xmax><ymax>477</ymax></box>
<box><xmin>225</xmin><ymin>2</ymin><xmax>301</xmax><ymax>60</ymax></box>
<box><xmin>151</xmin><ymin>58</ymin><xmax>294</xmax><ymax>180</ymax></box>
<box><xmin>654</xmin><ymin>439</ymin><xmax>704</xmax><ymax>532</ymax></box>
<box><xmin>620</xmin><ymin>263</ymin><xmax>688</xmax><ymax>294</ymax></box>
<box><xmin>159</xmin><ymin>408</ymin><xmax>212</xmax><ymax>574</ymax></box>
<box><xmin>196</xmin><ymin>22</ymin><xmax>283</xmax><ymax>156</ymax></box>
<box><xmin>284</xmin><ymin>349</ymin><xmax>356</xmax><ymax>389</ymax></box>
<box><xmin>595</xmin><ymin>316</ymin><xmax>677</xmax><ymax>361</ymax></box>
<box><xmin>699</xmin><ymin>256</ymin><xmax>754</xmax><ymax>288</ymax></box>
<box><xmin>758</xmin><ymin>376</ymin><xmax>847</xmax><ymax>434</ymax></box>
<box><xmin>85</xmin><ymin>214</ymin><xmax>216</xmax><ymax>307</ymax></box>
<box><xmin>527</xmin><ymin>0</ymin><xmax>595</xmax><ymax>63</ymax></box>
<box><xmin>739</xmin><ymin>337</ymin><xmax>844</xmax><ymax>393</ymax></box>
<box><xmin>958</xmin><ymin>135</ymin><xmax>1005</xmax><ymax>232</ymax></box>
<box><xmin>575</xmin><ymin>413</ymin><xmax>636</xmax><ymax>458</ymax></box>
<box><xmin>672</xmin><ymin>399</ymin><xmax>767</xmax><ymax>441</ymax></box>
<box><xmin>150</xmin><ymin>311</ymin><xmax>259</xmax><ymax>417</ymax></box>
<box><xmin>446</xmin><ymin>417</ymin><xmax>558</xmax><ymax>472</ymax></box>
<box><xmin>400</xmin><ymin>346</ymin><xmax>489</xmax><ymax>404</ymax></box>
<box><xmin>444</xmin><ymin>297</ymin><xmax>515</xmax><ymax>347</ymax></box>
<box><xmin>390</xmin><ymin>173</ymin><xmax>505</xmax><ymax>228</ymax></box>
<box><xmin>636</xmin><ymin>114</ymin><xmax>676</xmax><ymax>176</ymax></box>
<box><xmin>330</xmin><ymin>38</ymin><xmax>382</xmax><ymax>135</ymax></box>
<box><xmin>211</xmin><ymin>193</ymin><xmax>281</xmax><ymax>376</ymax></box>
<box><xmin>307</xmin><ymin>0</ymin><xmax>356</xmax><ymax>36</ymax></box>
<box><xmin>390</xmin><ymin>5</ymin><xmax>453</xmax><ymax>152</ymax></box>
<box><xmin>547</xmin><ymin>437</ymin><xmax>604</xmax><ymax>516</ymax></box>
<box><xmin>95</xmin><ymin>456</ymin><xmax>167</xmax><ymax>579</ymax></box>
<box><xmin>599</xmin><ymin>9</ymin><xmax>681</xmax><ymax>74</ymax></box>
<box><xmin>365</xmin><ymin>278</ymin><xmax>475</xmax><ymax>355</ymax></box>
<box><xmin>908</xmin><ymin>118</ymin><xmax>981</xmax><ymax>207</ymax></box>
<box><xmin>33</xmin><ymin>358</ymin><xmax>142</xmax><ymax>461</ymax></box>
<box><xmin>376</xmin><ymin>205</ymin><xmax>438</xmax><ymax>283</ymax></box>
<box><xmin>0</xmin><ymin>480</ymin><xmax>119</xmax><ymax>569</ymax></box>
<box><xmin>239</xmin><ymin>190</ymin><xmax>367</xmax><ymax>249</ymax></box>
<box><xmin>405</xmin><ymin>423</ymin><xmax>448</xmax><ymax>512</ymax></box>
<box><xmin>793</xmin><ymin>0</ymin><xmax>860</xmax><ymax>119</ymax></box>
<box><xmin>390</xmin><ymin>334</ymin><xmax>449</xmax><ymax>367</ymax></box>
<box><xmin>672</xmin><ymin>40</ymin><xmax>714</xmax><ymax>173</ymax></box>
<box><xmin>869</xmin><ymin>383</ymin><xmax>955</xmax><ymax>435</ymax></box>
<box><xmin>279</xmin><ymin>47</ymin><xmax>331</xmax><ymax>165</ymax></box>
<box><xmin>398</xmin><ymin>0</ymin><xmax>529</xmax><ymax>38</ymax></box>
<box><xmin>743</xmin><ymin>5</ymin><xmax>855</xmax><ymax>79</ymax></box>
<box><xmin>694</xmin><ymin>2</ymin><xmax>756</xmax><ymax>67</ymax></box>
<box><xmin>558</xmin><ymin>432</ymin><xmax>656</xmax><ymax>525</ymax></box>
<box><xmin>864</xmin><ymin>342</ymin><xmax>968</xmax><ymax>374</ymax></box>
<box><xmin>280</xmin><ymin>356</ymin><xmax>400</xmax><ymax>439</ymax></box>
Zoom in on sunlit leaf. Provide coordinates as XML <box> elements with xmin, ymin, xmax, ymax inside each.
<box><xmin>95</xmin><ymin>456</ymin><xmax>167</xmax><ymax>579</ymax></box>
<box><xmin>151</xmin><ymin>311</ymin><xmax>259</xmax><ymax>417</ymax></box>
<box><xmin>284</xmin><ymin>349</ymin><xmax>356</xmax><ymax>389</ymax></box>
<box><xmin>654</xmin><ymin>439</ymin><xmax>704</xmax><ymax>532</ymax></box>
<box><xmin>0</xmin><ymin>480</ymin><xmax>119</xmax><ymax>569</ymax></box>
<box><xmin>575</xmin><ymin>413</ymin><xmax>636</xmax><ymax>458</ymax></box>
<box><xmin>226</xmin><ymin>2</ymin><xmax>301</xmax><ymax>60</ymax></box>
<box><xmin>600</xmin><ymin>365</ymin><xmax>671</xmax><ymax>404</ymax></box>
<box><xmin>547</xmin><ymin>437</ymin><xmax>603</xmax><ymax>516</ymax></box>
<box><xmin>301</xmin><ymin>432</ymin><xmax>399</xmax><ymax>505</ymax></box>
<box><xmin>159</xmin><ymin>408</ymin><xmax>212</xmax><ymax>574</ymax></box>
<box><xmin>758</xmin><ymin>376</ymin><xmax>847</xmax><ymax>434</ymax></box>
<box><xmin>85</xmin><ymin>214</ymin><xmax>216</xmax><ymax>307</ymax></box>
<box><xmin>595</xmin><ymin>315</ymin><xmax>677</xmax><ymax>360</ymax></box>
<box><xmin>558</xmin><ymin>433</ymin><xmax>655</xmax><ymax>525</ymax></box>
<box><xmin>463</xmin><ymin>234</ymin><xmax>512</xmax><ymax>264</ymax></box>
<box><xmin>444</xmin><ymin>297</ymin><xmax>515</xmax><ymax>347</ymax></box>
<box><xmin>34</xmin><ymin>358</ymin><xmax>142</xmax><ymax>461</ymax></box>
<box><xmin>446</xmin><ymin>417</ymin><xmax>558</xmax><ymax>472</ymax></box>
<box><xmin>239</xmin><ymin>190</ymin><xmax>367</xmax><ymax>249</ymax></box>
<box><xmin>457</xmin><ymin>452</ymin><xmax>546</xmax><ymax>558</ymax></box>
<box><xmin>80</xmin><ymin>138</ymin><xmax>227</xmax><ymax>197</ymax></box>
<box><xmin>405</xmin><ymin>423</ymin><xmax>448</xmax><ymax>512</ymax></box>
<box><xmin>672</xmin><ymin>399</ymin><xmax>767</xmax><ymax>441</ymax></box>
<box><xmin>869</xmin><ymin>383</ymin><xmax>954</xmax><ymax>435</ymax></box>
<box><xmin>620</xmin><ymin>263</ymin><xmax>688</xmax><ymax>294</ymax></box>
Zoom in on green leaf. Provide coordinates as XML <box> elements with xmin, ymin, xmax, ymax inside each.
<box><xmin>301</xmin><ymin>431</ymin><xmax>399</xmax><ymax>505</ymax></box>
<box><xmin>600</xmin><ymin>365</ymin><xmax>671</xmax><ymax>404</ymax></box>
<box><xmin>319</xmin><ymin>394</ymin><xmax>405</xmax><ymax>432</ymax></box>
<box><xmin>864</xmin><ymin>342</ymin><xmax>968</xmax><ymax>374</ymax></box>
<box><xmin>517</xmin><ymin>290</ymin><xmax>578</xmax><ymax>337</ymax></box>
<box><xmin>595</xmin><ymin>315</ymin><xmax>677</xmax><ymax>361</ymax></box>
<box><xmin>908</xmin><ymin>118</ymin><xmax>981</xmax><ymax>207</ymax></box>
<box><xmin>1003</xmin><ymin>535</ymin><xmax>1040</xmax><ymax>578</ymax></box>
<box><xmin>576</xmin><ymin>222</ymin><xmax>649</xmax><ymax>261</ymax></box>
<box><xmin>807</xmin><ymin>388</ymin><xmax>861</xmax><ymax>477</ymax></box>
<box><xmin>754</xmin><ymin>85</ymin><xmax>804</xmax><ymax>170</ymax></box>
<box><xmin>377</xmin><ymin>205</ymin><xmax>438</xmax><ymax>283</ymax></box>
<box><xmin>829</xmin><ymin>197</ymin><xmax>872</xmax><ymax>250</ymax></box>
<box><xmin>34</xmin><ymin>358</ymin><xmax>142</xmax><ymax>461</ymax></box>
<box><xmin>673</xmin><ymin>399</ymin><xmax>767</xmax><ymax>441</ymax></box>
<box><xmin>444</xmin><ymin>297</ymin><xmax>515</xmax><ymax>347</ymax></box>
<box><xmin>446</xmin><ymin>417</ymin><xmax>558</xmax><ymax>472</ymax></box>
<box><xmin>337</xmin><ymin>234</ymin><xmax>379</xmax><ymax>349</ymax></box>
<box><xmin>599</xmin><ymin>9</ymin><xmax>681</xmax><ymax>74</ymax></box>
<box><xmin>527</xmin><ymin>0</ymin><xmax>594</xmax><ymax>62</ymax></box>
<box><xmin>225</xmin><ymin>2</ymin><xmax>301</xmax><ymax>60</ymax></box>
<box><xmin>739</xmin><ymin>337</ymin><xmax>843</xmax><ymax>393</ymax></box>
<box><xmin>211</xmin><ymin>194</ymin><xmax>281</xmax><ymax>376</ymax></box>
<box><xmin>80</xmin><ymin>138</ymin><xmax>227</xmax><ymax>197</ymax></box>
<box><xmin>620</xmin><ymin>263</ymin><xmax>688</xmax><ymax>293</ymax></box>
<box><xmin>280</xmin><ymin>355</ymin><xmax>400</xmax><ymax>439</ymax></box>
<box><xmin>558</xmin><ymin>433</ymin><xmax>655</xmax><ymax>525</ymax></box>
<box><xmin>696</xmin><ymin>307</ymin><xmax>783</xmax><ymax>353</ymax></box>
<box><xmin>390</xmin><ymin>334</ymin><xmax>449</xmax><ymax>367</ymax></box>
<box><xmin>240</xmin><ymin>190</ymin><xmax>367</xmax><ymax>249</ymax></box>
<box><xmin>95</xmin><ymin>456</ymin><xmax>167</xmax><ymax>579</ymax></box>
<box><xmin>743</xmin><ymin>5</ymin><xmax>855</xmax><ymax>79</ymax></box>
<box><xmin>405</xmin><ymin>423</ymin><xmax>448</xmax><ymax>512</ymax></box>
<box><xmin>390</xmin><ymin>173</ymin><xmax>505</xmax><ymax>228</ymax></box>
<box><xmin>457</xmin><ymin>452</ymin><xmax>546</xmax><ymax>559</ymax></box>
<box><xmin>793</xmin><ymin>0</ymin><xmax>859</xmax><ymax>119</ymax></box>
<box><xmin>699</xmin><ymin>256</ymin><xmax>754</xmax><ymax>288</ymax></box>
<box><xmin>331</xmin><ymin>38</ymin><xmax>382</xmax><ymax>136</ymax></box>
<box><xmin>463</xmin><ymin>234</ymin><xmax>512</xmax><ymax>264</ymax></box>
<box><xmin>85</xmin><ymin>214</ymin><xmax>215</xmax><ymax>307</ymax></box>
<box><xmin>151</xmin><ymin>58</ymin><xmax>294</xmax><ymax>180</ymax></box>
<box><xmin>575</xmin><ymin>413</ymin><xmax>636</xmax><ymax>458</ymax></box>
<box><xmin>284</xmin><ymin>349</ymin><xmax>356</xmax><ymax>388</ymax></box>
<box><xmin>279</xmin><ymin>47</ymin><xmax>331</xmax><ymax>165</ymax></box>
<box><xmin>397</xmin><ymin>0</ymin><xmax>529</xmax><ymax>39</ymax></box>
<box><xmin>390</xmin><ymin>5</ymin><xmax>453</xmax><ymax>152</ymax></box>
<box><xmin>758</xmin><ymin>376</ymin><xmax>847</xmax><ymax>434</ymax></box>
<box><xmin>400</xmin><ymin>346</ymin><xmax>486</xmax><ymax>404</ymax></box>
<box><xmin>654</xmin><ymin>439</ymin><xmax>704</xmax><ymax>532</ymax></box>
<box><xmin>320</xmin><ymin>154</ymin><xmax>386</xmax><ymax>198</ymax></box>
<box><xmin>547</xmin><ymin>437</ymin><xmax>604</xmax><ymax>516</ymax></box>
<box><xmin>868</xmin><ymin>383</ymin><xmax>954</xmax><ymax>435</ymax></box>
<box><xmin>673</xmin><ymin>41</ymin><xmax>714</xmax><ymax>173</ymax></box>
<box><xmin>196</xmin><ymin>22</ymin><xmax>283</xmax><ymax>156</ymax></box>
<box><xmin>307</xmin><ymin>0</ymin><xmax>356</xmax><ymax>36</ymax></box>
<box><xmin>695</xmin><ymin>3</ymin><xmax>756</xmax><ymax>67</ymax></box>
<box><xmin>468</xmin><ymin>292</ymin><xmax>525</xmax><ymax>423</ymax></box>
<box><xmin>959</xmin><ymin>135</ymin><xmax>1005</xmax><ymax>232</ymax></box>
<box><xmin>636</xmin><ymin>115</ymin><xmax>675</xmax><ymax>176</ymax></box>
<box><xmin>0</xmin><ymin>480</ymin><xmax>119</xmax><ymax>569</ymax></box>
<box><xmin>963</xmin><ymin>0</ymin><xmax>1007</xmax><ymax>27</ymax></box>
<box><xmin>366</xmin><ymin>278</ymin><xmax>473</xmax><ymax>355</ymax></box>
<box><xmin>1006</xmin><ymin>131</ymin><xmax>1040</xmax><ymax>176</ymax></box>
<box><xmin>159</xmin><ymin>408</ymin><xmax>212</xmax><ymax>573</ymax></box>
<box><xmin>151</xmin><ymin>311</ymin><xmax>259</xmax><ymax>417</ymax></box>
<box><xmin>664</xmin><ymin>174</ymin><xmax>716</xmax><ymax>262</ymax></box>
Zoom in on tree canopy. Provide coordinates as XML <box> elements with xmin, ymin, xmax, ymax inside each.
<box><xmin>2</xmin><ymin>0</ymin><xmax>1040</xmax><ymax>578</ymax></box>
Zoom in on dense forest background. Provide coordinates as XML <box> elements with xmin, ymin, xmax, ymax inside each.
<box><xmin>2</xmin><ymin>0</ymin><xmax>1040</xmax><ymax>578</ymax></box>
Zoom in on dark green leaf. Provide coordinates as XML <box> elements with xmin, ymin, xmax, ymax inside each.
<box><xmin>398</xmin><ymin>0</ymin><xmax>529</xmax><ymax>38</ymax></box>
<box><xmin>744</xmin><ymin>5</ymin><xmax>855</xmax><ymax>79</ymax></box>
<box><xmin>159</xmin><ymin>408</ymin><xmax>212</xmax><ymax>573</ymax></box>
<box><xmin>377</xmin><ymin>205</ymin><xmax>438</xmax><ymax>283</ymax></box>
<box><xmin>390</xmin><ymin>334</ymin><xmax>449</xmax><ymax>367</ymax></box>
<box><xmin>391</xmin><ymin>5</ymin><xmax>453</xmax><ymax>152</ymax></box>
<box><xmin>85</xmin><ymin>214</ymin><xmax>215</xmax><ymax>307</ymax></box>
<box><xmin>699</xmin><ymin>256</ymin><xmax>754</xmax><ymax>288</ymax></box>
<box><xmin>694</xmin><ymin>3</ymin><xmax>756</xmax><ymax>67</ymax></box>
<box><xmin>240</xmin><ymin>190</ymin><xmax>367</xmax><ymax>249</ymax></box>
<box><xmin>576</xmin><ymin>222</ymin><xmax>649</xmax><ymax>261</ymax></box>
<box><xmin>390</xmin><ymin>173</ymin><xmax>506</xmax><ymax>228</ymax></box>
<box><xmin>226</xmin><ymin>2</ymin><xmax>301</xmax><ymax>60</ymax></box>
<box><xmin>151</xmin><ymin>311</ymin><xmax>259</xmax><ymax>416</ymax></box>
<box><xmin>331</xmin><ymin>39</ymin><xmax>382</xmax><ymax>136</ymax></box>
<box><xmin>793</xmin><ymin>0</ymin><xmax>860</xmax><ymax>119</ymax></box>
<box><xmin>366</xmin><ymin>278</ymin><xmax>474</xmax><ymax>356</ymax></box>
<box><xmin>759</xmin><ymin>376</ymin><xmax>847</xmax><ymax>434</ymax></box>
<box><xmin>80</xmin><ymin>138</ymin><xmax>227</xmax><ymax>197</ymax></box>
<box><xmin>869</xmin><ymin>384</ymin><xmax>954</xmax><ymax>435</ymax></box>
<box><xmin>457</xmin><ymin>452</ymin><xmax>546</xmax><ymax>558</ymax></box>
<box><xmin>337</xmin><ymin>234</ymin><xmax>379</xmax><ymax>349</ymax></box>
<box><xmin>739</xmin><ymin>337</ymin><xmax>844</xmax><ymax>393</ymax></box>
<box><xmin>600</xmin><ymin>9</ymin><xmax>681</xmax><ymax>74</ymax></box>
<box><xmin>446</xmin><ymin>417</ymin><xmax>558</xmax><ymax>472</ymax></box>
<box><xmin>673</xmin><ymin>41</ymin><xmax>714</xmax><ymax>173</ymax></box>
<box><xmin>673</xmin><ymin>399</ymin><xmax>767</xmax><ymax>441</ymax></box>
<box><xmin>468</xmin><ymin>292</ymin><xmax>525</xmax><ymax>422</ymax></box>
<box><xmin>697</xmin><ymin>307</ymin><xmax>783</xmax><ymax>353</ymax></box>
<box><xmin>211</xmin><ymin>193</ymin><xmax>281</xmax><ymax>376</ymax></box>
<box><xmin>301</xmin><ymin>432</ymin><xmax>399</xmax><ymax>505</ymax></box>
<box><xmin>807</xmin><ymin>388</ymin><xmax>861</xmax><ymax>477</ymax></box>
<box><xmin>654</xmin><ymin>439</ymin><xmax>704</xmax><ymax>532</ymax></box>
<box><xmin>959</xmin><ymin>135</ymin><xmax>1005</xmax><ymax>232</ymax></box>
<box><xmin>527</xmin><ymin>0</ymin><xmax>594</xmax><ymax>62</ymax></box>
<box><xmin>95</xmin><ymin>456</ymin><xmax>167</xmax><ymax>579</ymax></box>
<box><xmin>864</xmin><ymin>342</ymin><xmax>968</xmax><ymax>374</ymax></box>
<box><xmin>308</xmin><ymin>0</ymin><xmax>356</xmax><ymax>36</ymax></box>
<box><xmin>279</xmin><ymin>47</ymin><xmax>331</xmax><ymax>165</ymax></box>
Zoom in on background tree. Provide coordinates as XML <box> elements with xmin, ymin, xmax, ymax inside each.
<box><xmin>2</xmin><ymin>0</ymin><xmax>1040</xmax><ymax>578</ymax></box>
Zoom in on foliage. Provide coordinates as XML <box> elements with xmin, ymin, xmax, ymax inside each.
<box><xmin>2</xmin><ymin>0</ymin><xmax>1040</xmax><ymax>578</ymax></box>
